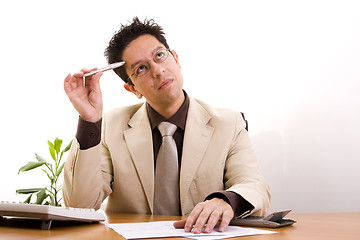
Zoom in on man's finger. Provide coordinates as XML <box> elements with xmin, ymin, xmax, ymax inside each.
<box><xmin>173</xmin><ymin>219</ymin><xmax>186</xmax><ymax>229</ymax></box>
<box><xmin>192</xmin><ymin>207</ymin><xmax>213</xmax><ymax>234</ymax></box>
<box><xmin>218</xmin><ymin>209</ymin><xmax>233</xmax><ymax>232</ymax></box>
<box><xmin>183</xmin><ymin>203</ymin><xmax>205</xmax><ymax>232</ymax></box>
<box><xmin>203</xmin><ymin>210</ymin><xmax>221</xmax><ymax>233</ymax></box>
<box><xmin>64</xmin><ymin>74</ymin><xmax>72</xmax><ymax>93</ymax></box>
<box><xmin>84</xmin><ymin>71</ymin><xmax>103</xmax><ymax>89</ymax></box>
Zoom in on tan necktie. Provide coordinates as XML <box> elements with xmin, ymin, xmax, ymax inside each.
<box><xmin>153</xmin><ymin>122</ymin><xmax>180</xmax><ymax>215</ymax></box>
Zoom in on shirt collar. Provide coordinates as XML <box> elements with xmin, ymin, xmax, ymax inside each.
<box><xmin>147</xmin><ymin>90</ymin><xmax>189</xmax><ymax>131</ymax></box>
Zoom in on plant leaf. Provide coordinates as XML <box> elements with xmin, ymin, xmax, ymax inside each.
<box><xmin>24</xmin><ymin>194</ymin><xmax>33</xmax><ymax>203</ymax></box>
<box><xmin>35</xmin><ymin>188</ymin><xmax>47</xmax><ymax>204</ymax></box>
<box><xmin>54</xmin><ymin>138</ymin><xmax>62</xmax><ymax>155</ymax></box>
<box><xmin>36</xmin><ymin>154</ymin><xmax>53</xmax><ymax>171</ymax></box>
<box><xmin>56</xmin><ymin>162</ymin><xmax>65</xmax><ymax>177</ymax></box>
<box><xmin>16</xmin><ymin>188</ymin><xmax>43</xmax><ymax>194</ymax></box>
<box><xmin>62</xmin><ymin>140</ymin><xmax>73</xmax><ymax>153</ymax></box>
<box><xmin>48</xmin><ymin>141</ymin><xmax>56</xmax><ymax>161</ymax></box>
<box><xmin>41</xmin><ymin>169</ymin><xmax>53</xmax><ymax>180</ymax></box>
<box><xmin>18</xmin><ymin>161</ymin><xmax>46</xmax><ymax>174</ymax></box>
<box><xmin>35</xmin><ymin>154</ymin><xmax>47</xmax><ymax>163</ymax></box>
<box><xmin>59</xmin><ymin>140</ymin><xmax>72</xmax><ymax>162</ymax></box>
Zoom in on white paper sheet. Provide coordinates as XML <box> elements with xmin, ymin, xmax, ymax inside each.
<box><xmin>106</xmin><ymin>221</ymin><xmax>276</xmax><ymax>239</ymax></box>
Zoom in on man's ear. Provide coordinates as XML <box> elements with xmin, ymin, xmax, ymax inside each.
<box><xmin>124</xmin><ymin>83</ymin><xmax>143</xmax><ymax>99</ymax></box>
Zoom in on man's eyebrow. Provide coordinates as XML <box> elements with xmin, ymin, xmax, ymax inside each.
<box><xmin>130</xmin><ymin>46</ymin><xmax>165</xmax><ymax>70</ymax></box>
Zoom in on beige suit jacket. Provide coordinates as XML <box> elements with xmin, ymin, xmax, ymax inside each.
<box><xmin>63</xmin><ymin>98</ymin><xmax>270</xmax><ymax>216</ymax></box>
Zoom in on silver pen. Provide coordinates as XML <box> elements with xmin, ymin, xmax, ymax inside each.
<box><xmin>83</xmin><ymin>61</ymin><xmax>125</xmax><ymax>77</ymax></box>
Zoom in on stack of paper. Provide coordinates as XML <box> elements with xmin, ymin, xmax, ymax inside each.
<box><xmin>106</xmin><ymin>221</ymin><xmax>276</xmax><ymax>239</ymax></box>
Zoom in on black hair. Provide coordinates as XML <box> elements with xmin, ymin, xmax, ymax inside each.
<box><xmin>104</xmin><ymin>17</ymin><xmax>170</xmax><ymax>85</ymax></box>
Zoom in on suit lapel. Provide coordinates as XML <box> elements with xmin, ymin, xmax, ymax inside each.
<box><xmin>123</xmin><ymin>103</ymin><xmax>155</xmax><ymax>212</ymax></box>
<box><xmin>180</xmin><ymin>99</ymin><xmax>214</xmax><ymax>206</ymax></box>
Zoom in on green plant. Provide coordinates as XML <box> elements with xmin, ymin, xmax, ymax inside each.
<box><xmin>16</xmin><ymin>138</ymin><xmax>72</xmax><ymax>206</ymax></box>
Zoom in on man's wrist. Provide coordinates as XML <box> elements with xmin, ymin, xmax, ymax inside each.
<box><xmin>76</xmin><ymin>117</ymin><xmax>102</xmax><ymax>150</ymax></box>
<box><xmin>205</xmin><ymin>191</ymin><xmax>254</xmax><ymax>218</ymax></box>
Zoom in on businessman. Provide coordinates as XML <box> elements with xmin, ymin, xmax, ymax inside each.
<box><xmin>63</xmin><ymin>17</ymin><xmax>270</xmax><ymax>233</ymax></box>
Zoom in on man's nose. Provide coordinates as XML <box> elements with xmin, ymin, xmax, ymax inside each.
<box><xmin>150</xmin><ymin>62</ymin><xmax>165</xmax><ymax>78</ymax></box>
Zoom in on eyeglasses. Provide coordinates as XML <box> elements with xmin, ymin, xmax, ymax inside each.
<box><xmin>127</xmin><ymin>48</ymin><xmax>171</xmax><ymax>83</ymax></box>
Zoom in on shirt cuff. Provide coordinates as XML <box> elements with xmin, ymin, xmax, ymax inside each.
<box><xmin>76</xmin><ymin>117</ymin><xmax>102</xmax><ymax>150</ymax></box>
<box><xmin>205</xmin><ymin>191</ymin><xmax>254</xmax><ymax>218</ymax></box>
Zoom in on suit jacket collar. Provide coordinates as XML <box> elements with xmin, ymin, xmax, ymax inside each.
<box><xmin>123</xmin><ymin>98</ymin><xmax>214</xmax><ymax>214</ymax></box>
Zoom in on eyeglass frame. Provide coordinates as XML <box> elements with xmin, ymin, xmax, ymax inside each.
<box><xmin>126</xmin><ymin>48</ymin><xmax>172</xmax><ymax>84</ymax></box>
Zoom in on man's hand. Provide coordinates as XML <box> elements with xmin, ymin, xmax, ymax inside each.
<box><xmin>64</xmin><ymin>68</ymin><xmax>103</xmax><ymax>122</ymax></box>
<box><xmin>173</xmin><ymin>198</ymin><xmax>234</xmax><ymax>234</ymax></box>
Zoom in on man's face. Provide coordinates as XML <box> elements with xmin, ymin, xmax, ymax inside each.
<box><xmin>122</xmin><ymin>34</ymin><xmax>184</xmax><ymax>110</ymax></box>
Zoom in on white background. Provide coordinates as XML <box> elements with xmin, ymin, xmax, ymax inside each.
<box><xmin>1</xmin><ymin>0</ymin><xmax>359</xmax><ymax>213</ymax></box>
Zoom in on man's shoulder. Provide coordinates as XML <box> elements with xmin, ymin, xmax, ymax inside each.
<box><xmin>104</xmin><ymin>102</ymin><xmax>145</xmax><ymax>122</ymax></box>
<box><xmin>191</xmin><ymin>98</ymin><xmax>239</xmax><ymax>118</ymax></box>
<box><xmin>190</xmin><ymin>98</ymin><xmax>247</xmax><ymax>131</ymax></box>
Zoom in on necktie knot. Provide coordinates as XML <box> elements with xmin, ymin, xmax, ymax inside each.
<box><xmin>157</xmin><ymin>122</ymin><xmax>177</xmax><ymax>137</ymax></box>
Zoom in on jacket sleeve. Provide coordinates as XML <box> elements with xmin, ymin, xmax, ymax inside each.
<box><xmin>224</xmin><ymin>113</ymin><xmax>271</xmax><ymax>216</ymax></box>
<box><xmin>62</xmin><ymin>134</ymin><xmax>113</xmax><ymax>210</ymax></box>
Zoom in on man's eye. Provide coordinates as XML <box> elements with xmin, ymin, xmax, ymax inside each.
<box><xmin>155</xmin><ymin>51</ymin><xmax>165</xmax><ymax>60</ymax></box>
<box><xmin>136</xmin><ymin>65</ymin><xmax>147</xmax><ymax>75</ymax></box>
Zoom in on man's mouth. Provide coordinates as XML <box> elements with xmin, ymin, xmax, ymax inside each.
<box><xmin>158</xmin><ymin>79</ymin><xmax>173</xmax><ymax>90</ymax></box>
